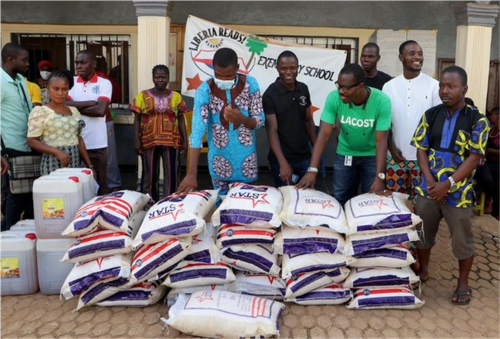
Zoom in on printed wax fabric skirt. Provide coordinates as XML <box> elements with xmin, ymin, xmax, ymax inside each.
<box><xmin>41</xmin><ymin>144</ymin><xmax>80</xmax><ymax>175</ymax></box>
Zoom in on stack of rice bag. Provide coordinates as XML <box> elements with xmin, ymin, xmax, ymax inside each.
<box><xmin>163</xmin><ymin>222</ymin><xmax>237</xmax><ymax>305</ymax></box>
<box><xmin>60</xmin><ymin>190</ymin><xmax>153</xmax><ymax>309</ymax></box>
<box><xmin>211</xmin><ymin>183</ymin><xmax>286</xmax><ymax>300</ymax></box>
<box><xmin>127</xmin><ymin>190</ymin><xmax>218</xmax><ymax>303</ymax></box>
<box><xmin>276</xmin><ymin>186</ymin><xmax>352</xmax><ymax>305</ymax></box>
<box><xmin>343</xmin><ymin>192</ymin><xmax>425</xmax><ymax>309</ymax></box>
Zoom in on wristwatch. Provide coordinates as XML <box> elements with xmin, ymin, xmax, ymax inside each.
<box><xmin>447</xmin><ymin>176</ymin><xmax>457</xmax><ymax>190</ymax></box>
<box><xmin>377</xmin><ymin>173</ymin><xmax>386</xmax><ymax>180</ymax></box>
<box><xmin>307</xmin><ymin>167</ymin><xmax>319</xmax><ymax>174</ymax></box>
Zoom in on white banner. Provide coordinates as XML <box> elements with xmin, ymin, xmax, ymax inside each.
<box><xmin>182</xmin><ymin>16</ymin><xmax>347</xmax><ymax>125</ymax></box>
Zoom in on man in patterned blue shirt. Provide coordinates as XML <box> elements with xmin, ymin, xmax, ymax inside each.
<box><xmin>177</xmin><ymin>48</ymin><xmax>265</xmax><ymax>196</ymax></box>
<box><xmin>411</xmin><ymin>66</ymin><xmax>489</xmax><ymax>306</ymax></box>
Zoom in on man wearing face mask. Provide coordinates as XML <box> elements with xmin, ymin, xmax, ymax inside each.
<box><xmin>177</xmin><ymin>48</ymin><xmax>265</xmax><ymax>196</ymax></box>
<box><xmin>37</xmin><ymin>60</ymin><xmax>53</xmax><ymax>105</ymax></box>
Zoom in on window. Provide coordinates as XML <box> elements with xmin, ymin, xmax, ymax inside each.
<box><xmin>261</xmin><ymin>35</ymin><xmax>359</xmax><ymax>64</ymax></box>
<box><xmin>15</xmin><ymin>33</ymin><xmax>132</xmax><ymax>107</ymax></box>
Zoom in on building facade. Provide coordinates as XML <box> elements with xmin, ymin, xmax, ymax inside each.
<box><xmin>2</xmin><ymin>1</ymin><xmax>499</xmax><ymax>167</ymax></box>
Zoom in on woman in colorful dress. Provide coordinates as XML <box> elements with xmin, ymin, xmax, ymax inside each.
<box><xmin>27</xmin><ymin>70</ymin><xmax>94</xmax><ymax>175</ymax></box>
<box><xmin>129</xmin><ymin>64</ymin><xmax>189</xmax><ymax>201</ymax></box>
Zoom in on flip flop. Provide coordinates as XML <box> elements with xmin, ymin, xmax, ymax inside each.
<box><xmin>419</xmin><ymin>275</ymin><xmax>429</xmax><ymax>283</ymax></box>
<box><xmin>452</xmin><ymin>288</ymin><xmax>472</xmax><ymax>306</ymax></box>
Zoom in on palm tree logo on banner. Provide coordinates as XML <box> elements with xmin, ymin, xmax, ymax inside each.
<box><xmin>245</xmin><ymin>35</ymin><xmax>268</xmax><ymax>73</ymax></box>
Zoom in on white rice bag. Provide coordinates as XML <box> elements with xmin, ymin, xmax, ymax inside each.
<box><xmin>61</xmin><ymin>253</ymin><xmax>132</xmax><ymax>300</ymax></box>
<box><xmin>274</xmin><ymin>226</ymin><xmax>345</xmax><ymax>255</ymax></box>
<box><xmin>286</xmin><ymin>284</ymin><xmax>352</xmax><ymax>305</ymax></box>
<box><xmin>129</xmin><ymin>238</ymin><xmax>191</xmax><ymax>284</ymax></box>
<box><xmin>184</xmin><ymin>222</ymin><xmax>219</xmax><ymax>263</ymax></box>
<box><xmin>347</xmin><ymin>285</ymin><xmax>425</xmax><ymax>309</ymax></box>
<box><xmin>285</xmin><ymin>267</ymin><xmax>350</xmax><ymax>298</ymax></box>
<box><xmin>346</xmin><ymin>245</ymin><xmax>416</xmax><ymax>267</ymax></box>
<box><xmin>231</xmin><ymin>271</ymin><xmax>286</xmax><ymax>300</ymax></box>
<box><xmin>343</xmin><ymin>266</ymin><xmax>420</xmax><ymax>288</ymax></box>
<box><xmin>128</xmin><ymin>210</ymin><xmax>147</xmax><ymax>239</ymax></box>
<box><xmin>163</xmin><ymin>262</ymin><xmax>235</xmax><ymax>288</ymax></box>
<box><xmin>344</xmin><ymin>229</ymin><xmax>420</xmax><ymax>256</ymax></box>
<box><xmin>279</xmin><ymin>186</ymin><xmax>348</xmax><ymax>233</ymax></box>
<box><xmin>62</xmin><ymin>229</ymin><xmax>132</xmax><ymax>263</ymax></box>
<box><xmin>62</xmin><ymin>190</ymin><xmax>151</xmax><ymax>237</ymax></box>
<box><xmin>164</xmin><ymin>290</ymin><xmax>284</xmax><ymax>338</ymax></box>
<box><xmin>221</xmin><ymin>244</ymin><xmax>280</xmax><ymax>276</ymax></box>
<box><xmin>133</xmin><ymin>190</ymin><xmax>216</xmax><ymax>249</ymax></box>
<box><xmin>166</xmin><ymin>284</ymin><xmax>232</xmax><ymax>306</ymax></box>
<box><xmin>76</xmin><ymin>276</ymin><xmax>129</xmax><ymax>310</ymax></box>
<box><xmin>211</xmin><ymin>183</ymin><xmax>283</xmax><ymax>228</ymax></box>
<box><xmin>344</xmin><ymin>192</ymin><xmax>422</xmax><ymax>235</ymax></box>
<box><xmin>281</xmin><ymin>252</ymin><xmax>347</xmax><ymax>279</ymax></box>
<box><xmin>217</xmin><ymin>224</ymin><xmax>276</xmax><ymax>248</ymax></box>
<box><xmin>97</xmin><ymin>282</ymin><xmax>167</xmax><ymax>307</ymax></box>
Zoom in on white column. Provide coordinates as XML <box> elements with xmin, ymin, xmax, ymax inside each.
<box><xmin>133</xmin><ymin>0</ymin><xmax>171</xmax><ymax>92</ymax></box>
<box><xmin>454</xmin><ymin>2</ymin><xmax>499</xmax><ymax>112</ymax></box>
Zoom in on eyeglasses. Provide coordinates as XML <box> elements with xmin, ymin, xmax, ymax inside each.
<box><xmin>335</xmin><ymin>81</ymin><xmax>362</xmax><ymax>92</ymax></box>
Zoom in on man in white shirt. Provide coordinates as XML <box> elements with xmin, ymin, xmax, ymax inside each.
<box><xmin>382</xmin><ymin>40</ymin><xmax>441</xmax><ymax>198</ymax></box>
<box><xmin>67</xmin><ymin>50</ymin><xmax>112</xmax><ymax>194</ymax></box>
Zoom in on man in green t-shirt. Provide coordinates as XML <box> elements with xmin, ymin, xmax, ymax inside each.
<box><xmin>297</xmin><ymin>63</ymin><xmax>392</xmax><ymax>206</ymax></box>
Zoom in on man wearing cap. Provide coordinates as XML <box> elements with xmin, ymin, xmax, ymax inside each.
<box><xmin>37</xmin><ymin>60</ymin><xmax>53</xmax><ymax>105</ymax></box>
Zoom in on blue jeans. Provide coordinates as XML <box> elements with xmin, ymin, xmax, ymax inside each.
<box><xmin>269</xmin><ymin>158</ymin><xmax>310</xmax><ymax>187</ymax></box>
<box><xmin>333</xmin><ymin>154</ymin><xmax>376</xmax><ymax>207</ymax></box>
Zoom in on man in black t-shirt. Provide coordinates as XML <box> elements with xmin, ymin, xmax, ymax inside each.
<box><xmin>263</xmin><ymin>50</ymin><xmax>317</xmax><ymax>187</ymax></box>
<box><xmin>361</xmin><ymin>43</ymin><xmax>392</xmax><ymax>90</ymax></box>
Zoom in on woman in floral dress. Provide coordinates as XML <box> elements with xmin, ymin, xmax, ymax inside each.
<box><xmin>27</xmin><ymin>70</ymin><xmax>94</xmax><ymax>175</ymax></box>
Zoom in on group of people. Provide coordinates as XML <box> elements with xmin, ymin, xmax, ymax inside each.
<box><xmin>176</xmin><ymin>42</ymin><xmax>495</xmax><ymax>307</ymax></box>
<box><xmin>1</xmin><ymin>39</ymin><xmax>498</xmax><ymax>307</ymax></box>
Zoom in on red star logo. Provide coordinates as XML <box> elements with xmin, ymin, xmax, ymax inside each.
<box><xmin>186</xmin><ymin>74</ymin><xmax>203</xmax><ymax>90</ymax></box>
<box><xmin>195</xmin><ymin>293</ymin><xmax>214</xmax><ymax>303</ymax></box>
<box><xmin>163</xmin><ymin>204</ymin><xmax>185</xmax><ymax>221</ymax></box>
<box><xmin>232</xmin><ymin>193</ymin><xmax>270</xmax><ymax>208</ymax></box>
<box><xmin>306</xmin><ymin>200</ymin><xmax>333</xmax><ymax>210</ymax></box>
<box><xmin>246</xmin><ymin>274</ymin><xmax>276</xmax><ymax>285</ymax></box>
<box><xmin>79</xmin><ymin>257</ymin><xmax>105</xmax><ymax>269</ymax></box>
<box><xmin>315</xmin><ymin>229</ymin><xmax>320</xmax><ymax>235</ymax></box>
<box><xmin>363</xmin><ymin>199</ymin><xmax>389</xmax><ymax>210</ymax></box>
<box><xmin>191</xmin><ymin>234</ymin><xmax>203</xmax><ymax>244</ymax></box>
<box><xmin>310</xmin><ymin>105</ymin><xmax>320</xmax><ymax>115</ymax></box>
<box><xmin>321</xmin><ymin>201</ymin><xmax>334</xmax><ymax>209</ymax></box>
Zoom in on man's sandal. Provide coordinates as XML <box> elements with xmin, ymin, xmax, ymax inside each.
<box><xmin>452</xmin><ymin>288</ymin><xmax>472</xmax><ymax>306</ymax></box>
